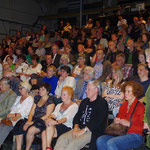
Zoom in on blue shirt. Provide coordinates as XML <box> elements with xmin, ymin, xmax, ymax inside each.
<box><xmin>42</xmin><ymin>75</ymin><xmax>59</xmax><ymax>95</ymax></box>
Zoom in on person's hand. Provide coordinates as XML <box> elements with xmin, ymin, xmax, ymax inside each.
<box><xmin>120</xmin><ymin>119</ymin><xmax>130</xmax><ymax>127</ymax></box>
<box><xmin>114</xmin><ymin>118</ymin><xmax>121</xmax><ymax>124</ymax></box>
<box><xmin>72</xmin><ymin>128</ymin><xmax>79</xmax><ymax>138</ymax></box>
<box><xmin>23</xmin><ymin>121</ymin><xmax>33</xmax><ymax>131</ymax></box>
<box><xmin>45</xmin><ymin>118</ymin><xmax>57</xmax><ymax>127</ymax></box>
<box><xmin>75</xmin><ymin>129</ymin><xmax>85</xmax><ymax>137</ymax></box>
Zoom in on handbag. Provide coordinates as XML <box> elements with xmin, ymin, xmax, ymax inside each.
<box><xmin>1</xmin><ymin>118</ymin><xmax>12</xmax><ymax>126</ymax></box>
<box><xmin>105</xmin><ymin>101</ymin><xmax>139</xmax><ymax>136</ymax></box>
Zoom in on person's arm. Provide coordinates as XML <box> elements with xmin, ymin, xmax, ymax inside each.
<box><xmin>103</xmin><ymin>92</ymin><xmax>124</xmax><ymax>100</ymax></box>
<box><xmin>41</xmin><ymin>103</ymin><xmax>55</xmax><ymax>120</ymax></box>
<box><xmin>84</xmin><ymin>48</ymin><xmax>93</xmax><ymax>54</ymax></box>
<box><xmin>27</xmin><ymin>103</ymin><xmax>36</xmax><ymax>123</ymax></box>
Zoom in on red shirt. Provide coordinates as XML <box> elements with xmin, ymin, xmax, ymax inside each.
<box><xmin>117</xmin><ymin>98</ymin><xmax>145</xmax><ymax>135</ymax></box>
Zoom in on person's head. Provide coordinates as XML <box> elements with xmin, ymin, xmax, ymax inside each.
<box><xmin>145</xmin><ymin>48</ymin><xmax>150</xmax><ymax>68</ymax></box>
<box><xmin>3</xmin><ymin>64</ymin><xmax>11</xmax><ymax>72</ymax></box>
<box><xmin>78</xmin><ymin>54</ymin><xmax>86</xmax><ymax>65</ymax></box>
<box><xmin>31</xmin><ymin>54</ymin><xmax>39</xmax><ymax>65</ymax></box>
<box><xmin>112</xmin><ymin>65</ymin><xmax>123</xmax><ymax>82</ymax></box>
<box><xmin>37</xmin><ymin>41</ymin><xmax>43</xmax><ymax>48</ymax></box>
<box><xmin>141</xmin><ymin>33</ymin><xmax>149</xmax><ymax>42</ymax></box>
<box><xmin>64</xmin><ymin>44</ymin><xmax>72</xmax><ymax>54</ymax></box>
<box><xmin>45</xmin><ymin>36</ymin><xmax>49</xmax><ymax>43</ymax></box>
<box><xmin>88</xmin><ymin>18</ymin><xmax>93</xmax><ymax>24</ymax></box>
<box><xmin>111</xmin><ymin>33</ymin><xmax>118</xmax><ymax>41</ymax></box>
<box><xmin>60</xmin><ymin>54</ymin><xmax>70</xmax><ymax>65</ymax></box>
<box><xmin>52</xmin><ymin>45</ymin><xmax>59</xmax><ymax>54</ymax></box>
<box><xmin>97</xmin><ymin>43</ymin><xmax>105</xmax><ymax>50</ymax></box>
<box><xmin>6</xmin><ymin>56</ymin><xmax>14</xmax><ymax>64</ymax></box>
<box><xmin>133</xmin><ymin>17</ymin><xmax>139</xmax><ymax>24</ymax></box>
<box><xmin>60</xmin><ymin>66</ymin><xmax>71</xmax><ymax>78</ymax></box>
<box><xmin>96</xmin><ymin>49</ymin><xmax>105</xmax><ymax>61</ymax></box>
<box><xmin>0</xmin><ymin>77</ymin><xmax>11</xmax><ymax>92</ymax></box>
<box><xmin>47</xmin><ymin>65</ymin><xmax>57</xmax><ymax>77</ymax></box>
<box><xmin>116</xmin><ymin>53</ymin><xmax>126</xmax><ymax>67</ymax></box>
<box><xmin>15</xmin><ymin>48</ymin><xmax>22</xmax><ymax>56</ymax></box>
<box><xmin>127</xmin><ymin>39</ymin><xmax>134</xmax><ymax>49</ymax></box>
<box><xmin>122</xmin><ymin>81</ymin><xmax>144</xmax><ymax>101</ymax></box>
<box><xmin>61</xmin><ymin>86</ymin><xmax>74</xmax><ymax>102</ymax></box>
<box><xmin>63</xmin><ymin>38</ymin><xmax>69</xmax><ymax>47</ymax></box>
<box><xmin>77</xmin><ymin>44</ymin><xmax>84</xmax><ymax>53</ymax></box>
<box><xmin>86</xmin><ymin>80</ymin><xmax>100</xmax><ymax>101</ymax></box>
<box><xmin>17</xmin><ymin>54</ymin><xmax>26</xmax><ymax>64</ymax></box>
<box><xmin>39</xmin><ymin>83</ymin><xmax>51</xmax><ymax>97</ymax></box>
<box><xmin>30</xmin><ymin>85</ymin><xmax>39</xmax><ymax>97</ymax></box>
<box><xmin>83</xmin><ymin>66</ymin><xmax>95</xmax><ymax>81</ymax></box>
<box><xmin>7</xmin><ymin>48</ymin><xmax>14</xmax><ymax>56</ymax></box>
<box><xmin>138</xmin><ymin>51</ymin><xmax>146</xmax><ymax>64</ymax></box>
<box><xmin>46</xmin><ymin>54</ymin><xmax>53</xmax><ymax>64</ymax></box>
<box><xmin>28</xmin><ymin>46</ymin><xmax>34</xmax><ymax>55</ymax></box>
<box><xmin>137</xmin><ymin>63</ymin><xmax>149</xmax><ymax>79</ymax></box>
<box><xmin>108</xmin><ymin>41</ymin><xmax>116</xmax><ymax>51</ymax></box>
<box><xmin>19</xmin><ymin>81</ymin><xmax>31</xmax><ymax>95</ymax></box>
<box><xmin>87</xmin><ymin>38</ymin><xmax>93</xmax><ymax>46</ymax></box>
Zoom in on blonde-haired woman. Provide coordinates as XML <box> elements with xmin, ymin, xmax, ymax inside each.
<box><xmin>44</xmin><ymin>86</ymin><xmax>78</xmax><ymax>150</ymax></box>
<box><xmin>103</xmin><ymin>65</ymin><xmax>124</xmax><ymax>114</ymax></box>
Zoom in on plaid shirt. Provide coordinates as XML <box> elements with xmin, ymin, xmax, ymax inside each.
<box><xmin>122</xmin><ymin>64</ymin><xmax>133</xmax><ymax>80</ymax></box>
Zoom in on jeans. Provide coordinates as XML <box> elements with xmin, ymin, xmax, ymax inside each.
<box><xmin>96</xmin><ymin>133</ymin><xmax>143</xmax><ymax>150</ymax></box>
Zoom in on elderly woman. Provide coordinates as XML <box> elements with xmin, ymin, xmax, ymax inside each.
<box><xmin>0</xmin><ymin>81</ymin><xmax>33</xmax><ymax>147</ymax></box>
<box><xmin>143</xmin><ymin>48</ymin><xmax>150</xmax><ymax>148</ymax></box>
<box><xmin>44</xmin><ymin>86</ymin><xmax>78</xmax><ymax>150</ymax></box>
<box><xmin>57</xmin><ymin>54</ymin><xmax>73</xmax><ymax>74</ymax></box>
<box><xmin>97</xmin><ymin>81</ymin><xmax>145</xmax><ymax>150</ymax></box>
<box><xmin>13</xmin><ymin>83</ymin><xmax>55</xmax><ymax>150</ymax></box>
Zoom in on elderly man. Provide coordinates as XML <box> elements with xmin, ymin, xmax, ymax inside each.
<box><xmin>73</xmin><ymin>66</ymin><xmax>95</xmax><ymax>105</ymax></box>
<box><xmin>54</xmin><ymin>80</ymin><xmax>108</xmax><ymax>150</ymax></box>
<box><xmin>0</xmin><ymin>77</ymin><xmax>17</xmax><ymax>119</ymax></box>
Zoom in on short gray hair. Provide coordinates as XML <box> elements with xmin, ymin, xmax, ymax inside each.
<box><xmin>83</xmin><ymin>66</ymin><xmax>95</xmax><ymax>78</ymax></box>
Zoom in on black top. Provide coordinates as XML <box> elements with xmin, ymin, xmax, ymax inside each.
<box><xmin>33</xmin><ymin>95</ymin><xmax>54</xmax><ymax>120</ymax></box>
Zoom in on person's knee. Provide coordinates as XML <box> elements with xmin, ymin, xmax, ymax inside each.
<box><xmin>27</xmin><ymin>128</ymin><xmax>35</xmax><ymax>135</ymax></box>
<box><xmin>106</xmin><ymin>139</ymin><xmax>117</xmax><ymax>149</ymax></box>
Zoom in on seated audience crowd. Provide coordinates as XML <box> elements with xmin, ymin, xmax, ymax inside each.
<box><xmin>0</xmin><ymin>15</ymin><xmax>150</xmax><ymax>150</ymax></box>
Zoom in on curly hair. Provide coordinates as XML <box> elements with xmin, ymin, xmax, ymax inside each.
<box><xmin>121</xmin><ymin>81</ymin><xmax>144</xmax><ymax>98</ymax></box>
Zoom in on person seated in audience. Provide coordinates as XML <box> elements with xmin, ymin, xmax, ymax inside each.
<box><xmin>5</xmin><ymin>55</ymin><xmax>16</xmax><ymax>72</ymax></box>
<box><xmin>125</xmin><ymin>39</ymin><xmax>139</xmax><ymax>75</ymax></box>
<box><xmin>32</xmin><ymin>33</ymin><xmax>40</xmax><ymax>48</ymax></box>
<box><xmin>91</xmin><ymin>49</ymin><xmax>111</xmax><ymax>80</ymax></box>
<box><xmin>84</xmin><ymin>38</ymin><xmax>96</xmax><ymax>57</ymax></box>
<box><xmin>85</xmin><ymin>18</ymin><xmax>93</xmax><ymax>29</ymax></box>
<box><xmin>57</xmin><ymin>54</ymin><xmax>73</xmax><ymax>74</ymax></box>
<box><xmin>64</xmin><ymin>22</ymin><xmax>72</xmax><ymax>33</ymax></box>
<box><xmin>3</xmin><ymin>70</ymin><xmax>21</xmax><ymax>96</ymax></box>
<box><xmin>138</xmin><ymin>50</ymin><xmax>146</xmax><ymax>64</ymax></box>
<box><xmin>41</xmin><ymin>53</ymin><xmax>54</xmax><ymax>76</ymax></box>
<box><xmin>26</xmin><ymin>46</ymin><xmax>35</xmax><ymax>65</ymax></box>
<box><xmin>51</xmin><ymin>45</ymin><xmax>61</xmax><ymax>68</ymax></box>
<box><xmin>0</xmin><ymin>77</ymin><xmax>17</xmax><ymax>119</ymax></box>
<box><xmin>64</xmin><ymin>44</ymin><xmax>74</xmax><ymax>63</ymax></box>
<box><xmin>73</xmin><ymin>66</ymin><xmax>95</xmax><ymax>105</ymax></box>
<box><xmin>134</xmin><ymin>63</ymin><xmax>150</xmax><ymax>102</ymax></box>
<box><xmin>44</xmin><ymin>86</ymin><xmax>78</xmax><ymax>150</ymax></box>
<box><xmin>13</xmin><ymin>83</ymin><xmax>55</xmax><ymax>150</ymax></box>
<box><xmin>54</xmin><ymin>80</ymin><xmax>108</xmax><ymax>150</ymax></box>
<box><xmin>103</xmin><ymin>65</ymin><xmax>124</xmax><ymax>115</ymax></box>
<box><xmin>143</xmin><ymin>48</ymin><xmax>150</xmax><ymax>148</ymax></box>
<box><xmin>43</xmin><ymin>36</ymin><xmax>51</xmax><ymax>50</ymax></box>
<box><xmin>117</xmin><ymin>15</ymin><xmax>127</xmax><ymax>30</ymax></box>
<box><xmin>35</xmin><ymin>41</ymin><xmax>46</xmax><ymax>61</ymax></box>
<box><xmin>0</xmin><ymin>81</ymin><xmax>33</xmax><ymax>147</ymax></box>
<box><xmin>106</xmin><ymin>40</ymin><xmax>120</xmax><ymax>63</ymax></box>
<box><xmin>74</xmin><ymin>43</ymin><xmax>90</xmax><ymax>66</ymax></box>
<box><xmin>141</xmin><ymin>33</ymin><xmax>149</xmax><ymax>50</ymax></box>
<box><xmin>72</xmin><ymin>54</ymin><xmax>86</xmax><ymax>80</ymax></box>
<box><xmin>15</xmin><ymin>54</ymin><xmax>29</xmax><ymax>79</ymax></box>
<box><xmin>97</xmin><ymin>81</ymin><xmax>145</xmax><ymax>150</ymax></box>
<box><xmin>55</xmin><ymin>66</ymin><xmax>76</xmax><ymax>104</ymax></box>
<box><xmin>30</xmin><ymin>85</ymin><xmax>39</xmax><ymax>98</ymax></box>
<box><xmin>113</xmin><ymin>53</ymin><xmax>133</xmax><ymax>80</ymax></box>
<box><xmin>22</xmin><ymin>54</ymin><xmax>42</xmax><ymax>80</ymax></box>
<box><xmin>42</xmin><ymin>65</ymin><xmax>58</xmax><ymax>96</ymax></box>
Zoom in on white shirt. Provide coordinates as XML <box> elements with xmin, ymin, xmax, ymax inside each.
<box><xmin>52</xmin><ymin>103</ymin><xmax>78</xmax><ymax>128</ymax></box>
<box><xmin>55</xmin><ymin>76</ymin><xmax>76</xmax><ymax>98</ymax></box>
<box><xmin>0</xmin><ymin>63</ymin><xmax>2</xmax><ymax>79</ymax></box>
<box><xmin>10</xmin><ymin>95</ymin><xmax>34</xmax><ymax>125</ymax></box>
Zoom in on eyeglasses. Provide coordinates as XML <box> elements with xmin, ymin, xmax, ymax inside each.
<box><xmin>19</xmin><ymin>87</ymin><xmax>24</xmax><ymax>90</ymax></box>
